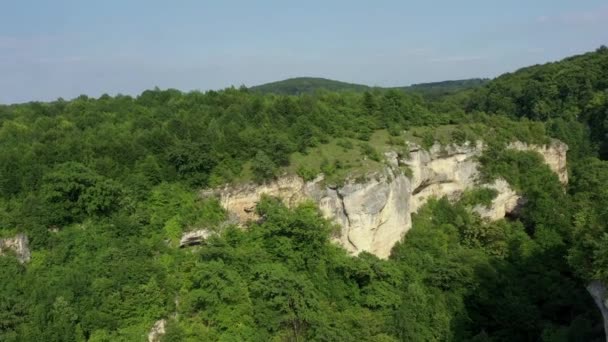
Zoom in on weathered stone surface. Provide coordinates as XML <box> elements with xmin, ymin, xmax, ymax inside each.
<box><xmin>0</xmin><ymin>233</ymin><xmax>31</xmax><ymax>263</ymax></box>
<box><xmin>211</xmin><ymin>175</ymin><xmax>313</xmax><ymax>223</ymax></box>
<box><xmin>203</xmin><ymin>140</ymin><xmax>568</xmax><ymax>259</ymax></box>
<box><xmin>508</xmin><ymin>139</ymin><xmax>569</xmax><ymax>184</ymax></box>
<box><xmin>587</xmin><ymin>281</ymin><xmax>608</xmax><ymax>342</ymax></box>
<box><xmin>326</xmin><ymin>168</ymin><xmax>410</xmax><ymax>258</ymax></box>
<box><xmin>179</xmin><ymin>229</ymin><xmax>214</xmax><ymax>247</ymax></box>
<box><xmin>404</xmin><ymin>141</ymin><xmax>483</xmax><ymax>214</ymax></box>
<box><xmin>148</xmin><ymin>319</ymin><xmax>166</xmax><ymax>342</ymax></box>
<box><xmin>473</xmin><ymin>179</ymin><xmax>524</xmax><ymax>221</ymax></box>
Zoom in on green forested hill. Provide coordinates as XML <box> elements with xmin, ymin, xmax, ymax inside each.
<box><xmin>466</xmin><ymin>46</ymin><xmax>608</xmax><ymax>158</ymax></box>
<box><xmin>401</xmin><ymin>78</ymin><xmax>489</xmax><ymax>97</ymax></box>
<box><xmin>249</xmin><ymin>76</ymin><xmax>488</xmax><ymax>96</ymax></box>
<box><xmin>0</xmin><ymin>48</ymin><xmax>607</xmax><ymax>341</ymax></box>
<box><xmin>249</xmin><ymin>77</ymin><xmax>371</xmax><ymax>94</ymax></box>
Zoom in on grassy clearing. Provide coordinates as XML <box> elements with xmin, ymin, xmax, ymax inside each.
<box><xmin>285</xmin><ymin>130</ymin><xmax>412</xmax><ymax>186</ymax></box>
<box><xmin>234</xmin><ymin>121</ymin><xmax>548</xmax><ymax>185</ymax></box>
<box><xmin>405</xmin><ymin>124</ymin><xmax>488</xmax><ymax>149</ymax></box>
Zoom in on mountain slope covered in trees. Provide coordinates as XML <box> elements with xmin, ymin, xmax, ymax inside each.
<box><xmin>249</xmin><ymin>77</ymin><xmax>371</xmax><ymax>94</ymax></box>
<box><xmin>0</xmin><ymin>48</ymin><xmax>607</xmax><ymax>341</ymax></box>
<box><xmin>249</xmin><ymin>76</ymin><xmax>489</xmax><ymax>97</ymax></box>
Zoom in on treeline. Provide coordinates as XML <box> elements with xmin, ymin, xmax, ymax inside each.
<box><xmin>466</xmin><ymin>46</ymin><xmax>608</xmax><ymax>158</ymax></box>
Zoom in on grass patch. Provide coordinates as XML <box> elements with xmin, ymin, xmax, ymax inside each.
<box><xmin>233</xmin><ymin>121</ymin><xmax>552</xmax><ymax>185</ymax></box>
<box><xmin>286</xmin><ymin>135</ymin><xmax>388</xmax><ymax>186</ymax></box>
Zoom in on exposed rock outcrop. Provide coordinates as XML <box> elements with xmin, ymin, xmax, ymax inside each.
<box><xmin>318</xmin><ymin>168</ymin><xmax>410</xmax><ymax>257</ymax></box>
<box><xmin>473</xmin><ymin>179</ymin><xmax>525</xmax><ymax>220</ymax></box>
<box><xmin>208</xmin><ymin>175</ymin><xmax>313</xmax><ymax>223</ymax></box>
<box><xmin>203</xmin><ymin>140</ymin><xmax>568</xmax><ymax>259</ymax></box>
<box><xmin>587</xmin><ymin>281</ymin><xmax>608</xmax><ymax>342</ymax></box>
<box><xmin>207</xmin><ymin>169</ymin><xmax>411</xmax><ymax>258</ymax></box>
<box><xmin>0</xmin><ymin>233</ymin><xmax>31</xmax><ymax>263</ymax></box>
<box><xmin>179</xmin><ymin>229</ymin><xmax>214</xmax><ymax>247</ymax></box>
<box><xmin>405</xmin><ymin>141</ymin><xmax>483</xmax><ymax>214</ymax></box>
<box><xmin>148</xmin><ymin>319</ymin><xmax>166</xmax><ymax>342</ymax></box>
<box><xmin>508</xmin><ymin>139</ymin><xmax>569</xmax><ymax>184</ymax></box>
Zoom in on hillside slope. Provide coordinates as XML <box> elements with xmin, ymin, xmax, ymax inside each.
<box><xmin>249</xmin><ymin>77</ymin><xmax>371</xmax><ymax>94</ymax></box>
<box><xmin>250</xmin><ymin>76</ymin><xmax>488</xmax><ymax>96</ymax></box>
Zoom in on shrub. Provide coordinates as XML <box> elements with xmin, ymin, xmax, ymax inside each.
<box><xmin>297</xmin><ymin>166</ymin><xmax>318</xmax><ymax>181</ymax></box>
<box><xmin>359</xmin><ymin>143</ymin><xmax>381</xmax><ymax>162</ymax></box>
<box><xmin>251</xmin><ymin>151</ymin><xmax>277</xmax><ymax>183</ymax></box>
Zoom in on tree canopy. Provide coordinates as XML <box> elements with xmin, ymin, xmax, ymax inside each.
<box><xmin>1</xmin><ymin>47</ymin><xmax>608</xmax><ymax>341</ymax></box>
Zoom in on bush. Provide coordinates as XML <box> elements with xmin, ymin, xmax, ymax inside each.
<box><xmin>461</xmin><ymin>188</ymin><xmax>498</xmax><ymax>208</ymax></box>
<box><xmin>251</xmin><ymin>151</ymin><xmax>278</xmax><ymax>183</ymax></box>
<box><xmin>337</xmin><ymin>139</ymin><xmax>354</xmax><ymax>150</ymax></box>
<box><xmin>359</xmin><ymin>143</ymin><xmax>381</xmax><ymax>162</ymax></box>
<box><xmin>421</xmin><ymin>132</ymin><xmax>435</xmax><ymax>150</ymax></box>
<box><xmin>320</xmin><ymin>158</ymin><xmax>336</xmax><ymax>176</ymax></box>
<box><xmin>297</xmin><ymin>165</ymin><xmax>318</xmax><ymax>181</ymax></box>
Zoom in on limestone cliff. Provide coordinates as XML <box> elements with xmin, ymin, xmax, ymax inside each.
<box><xmin>207</xmin><ymin>176</ymin><xmax>311</xmax><ymax>223</ymax></box>
<box><xmin>203</xmin><ymin>140</ymin><xmax>568</xmax><ymax>259</ymax></box>
<box><xmin>508</xmin><ymin>139</ymin><xmax>569</xmax><ymax>184</ymax></box>
<box><xmin>317</xmin><ymin>167</ymin><xmax>410</xmax><ymax>258</ymax></box>
<box><xmin>404</xmin><ymin>141</ymin><xmax>483</xmax><ymax>214</ymax></box>
<box><xmin>208</xmin><ymin>167</ymin><xmax>411</xmax><ymax>258</ymax></box>
<box><xmin>473</xmin><ymin>179</ymin><xmax>525</xmax><ymax>220</ymax></box>
<box><xmin>0</xmin><ymin>233</ymin><xmax>31</xmax><ymax>263</ymax></box>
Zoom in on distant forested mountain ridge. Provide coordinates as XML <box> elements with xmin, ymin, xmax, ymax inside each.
<box><xmin>250</xmin><ymin>76</ymin><xmax>489</xmax><ymax>96</ymax></box>
<box><xmin>249</xmin><ymin>77</ymin><xmax>371</xmax><ymax>94</ymax></box>
<box><xmin>400</xmin><ymin>78</ymin><xmax>489</xmax><ymax>97</ymax></box>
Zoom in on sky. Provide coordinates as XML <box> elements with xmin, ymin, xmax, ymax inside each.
<box><xmin>1</xmin><ymin>0</ymin><xmax>607</xmax><ymax>104</ymax></box>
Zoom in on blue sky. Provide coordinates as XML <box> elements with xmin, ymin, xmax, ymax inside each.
<box><xmin>1</xmin><ymin>0</ymin><xmax>607</xmax><ymax>103</ymax></box>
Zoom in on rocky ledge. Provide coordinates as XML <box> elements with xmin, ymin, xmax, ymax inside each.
<box><xmin>201</xmin><ymin>140</ymin><xmax>568</xmax><ymax>259</ymax></box>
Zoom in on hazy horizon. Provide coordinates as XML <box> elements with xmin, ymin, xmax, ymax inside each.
<box><xmin>1</xmin><ymin>0</ymin><xmax>607</xmax><ymax>104</ymax></box>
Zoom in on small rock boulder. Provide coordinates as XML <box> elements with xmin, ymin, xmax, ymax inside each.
<box><xmin>179</xmin><ymin>229</ymin><xmax>214</xmax><ymax>248</ymax></box>
<box><xmin>148</xmin><ymin>319</ymin><xmax>166</xmax><ymax>342</ymax></box>
<box><xmin>0</xmin><ymin>233</ymin><xmax>31</xmax><ymax>263</ymax></box>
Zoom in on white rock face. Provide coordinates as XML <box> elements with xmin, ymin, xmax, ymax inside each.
<box><xmin>320</xmin><ymin>168</ymin><xmax>411</xmax><ymax>258</ymax></box>
<box><xmin>206</xmin><ymin>175</ymin><xmax>312</xmax><ymax>223</ymax></box>
<box><xmin>587</xmin><ymin>281</ymin><xmax>608</xmax><ymax>342</ymax></box>
<box><xmin>0</xmin><ymin>233</ymin><xmax>31</xmax><ymax>263</ymax></box>
<box><xmin>405</xmin><ymin>141</ymin><xmax>483</xmax><ymax>214</ymax></box>
<box><xmin>148</xmin><ymin>319</ymin><xmax>166</xmax><ymax>342</ymax></box>
<box><xmin>508</xmin><ymin>139</ymin><xmax>569</xmax><ymax>184</ymax></box>
<box><xmin>205</xmin><ymin>140</ymin><xmax>568</xmax><ymax>259</ymax></box>
<box><xmin>473</xmin><ymin>179</ymin><xmax>524</xmax><ymax>221</ymax></box>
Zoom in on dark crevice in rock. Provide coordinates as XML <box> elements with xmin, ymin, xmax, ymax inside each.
<box><xmin>335</xmin><ymin>189</ymin><xmax>356</xmax><ymax>251</ymax></box>
<box><xmin>412</xmin><ymin>179</ymin><xmax>454</xmax><ymax>195</ymax></box>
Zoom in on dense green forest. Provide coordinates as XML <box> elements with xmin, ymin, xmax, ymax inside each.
<box><xmin>0</xmin><ymin>47</ymin><xmax>607</xmax><ymax>341</ymax></box>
